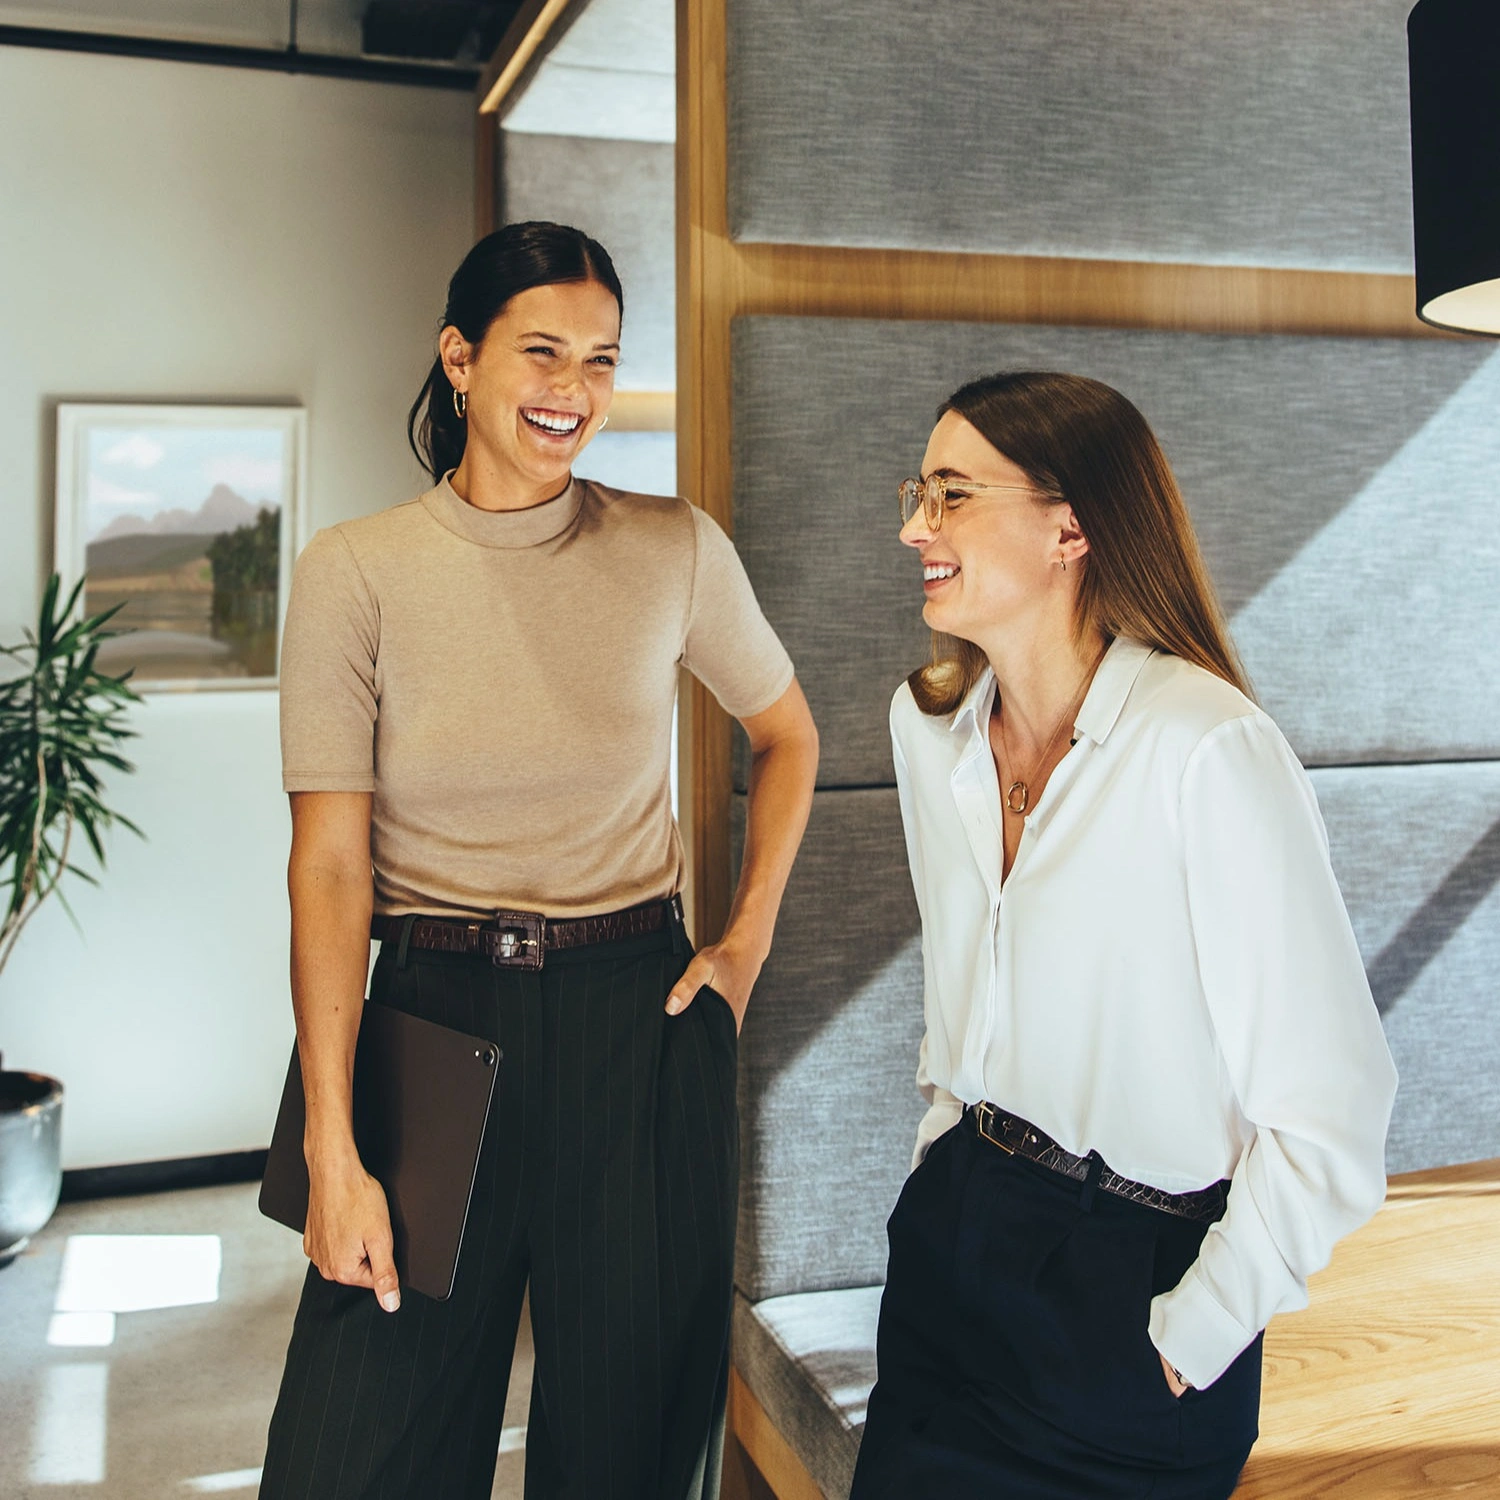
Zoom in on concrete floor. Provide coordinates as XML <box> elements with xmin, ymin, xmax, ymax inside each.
<box><xmin>0</xmin><ymin>1181</ymin><xmax>533</xmax><ymax>1498</ymax></box>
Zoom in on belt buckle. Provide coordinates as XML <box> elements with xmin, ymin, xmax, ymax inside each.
<box><xmin>974</xmin><ymin>1102</ymin><xmax>1015</xmax><ymax>1156</ymax></box>
<box><xmin>490</xmin><ymin>909</ymin><xmax>545</xmax><ymax>969</ymax></box>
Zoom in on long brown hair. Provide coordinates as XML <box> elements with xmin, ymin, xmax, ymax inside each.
<box><xmin>908</xmin><ymin>370</ymin><xmax>1251</xmax><ymax>715</ymax></box>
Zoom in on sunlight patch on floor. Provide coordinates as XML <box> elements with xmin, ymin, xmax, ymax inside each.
<box><xmin>31</xmin><ymin>1361</ymin><xmax>109</xmax><ymax>1485</ymax></box>
<box><xmin>55</xmin><ymin>1234</ymin><xmax>222</xmax><ymax>1313</ymax></box>
<box><xmin>181</xmin><ymin>1467</ymin><xmax>264</xmax><ymax>1492</ymax></box>
<box><xmin>47</xmin><ymin>1310</ymin><xmax>118</xmax><ymax>1347</ymax></box>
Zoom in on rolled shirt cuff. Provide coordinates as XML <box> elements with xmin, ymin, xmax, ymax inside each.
<box><xmin>1149</xmin><ymin>1265</ymin><xmax>1259</xmax><ymax>1390</ymax></box>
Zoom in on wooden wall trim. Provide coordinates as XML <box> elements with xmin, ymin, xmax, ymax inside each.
<box><xmin>477</xmin><ymin>0</ymin><xmax>572</xmax><ymax>116</ymax></box>
<box><xmin>733</xmin><ymin>244</ymin><xmax>1437</xmax><ymax>340</ymax></box>
<box><xmin>474</xmin><ymin>108</ymin><xmax>497</xmax><ymax>240</ymax></box>
<box><xmin>676</xmin><ymin>0</ymin><xmax>735</xmax><ymax>941</ymax></box>
<box><xmin>608</xmin><ymin>389</ymin><xmax>676</xmax><ymax>431</ymax></box>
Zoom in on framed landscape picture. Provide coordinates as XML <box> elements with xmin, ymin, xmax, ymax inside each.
<box><xmin>54</xmin><ymin>404</ymin><xmax>307</xmax><ymax>690</ymax></box>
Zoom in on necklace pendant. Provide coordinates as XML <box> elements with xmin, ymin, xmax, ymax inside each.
<box><xmin>1005</xmin><ymin>780</ymin><xmax>1030</xmax><ymax>815</ymax></box>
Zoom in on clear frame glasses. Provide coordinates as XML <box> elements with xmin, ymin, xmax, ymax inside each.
<box><xmin>898</xmin><ymin>473</ymin><xmax>1047</xmax><ymax>530</ymax></box>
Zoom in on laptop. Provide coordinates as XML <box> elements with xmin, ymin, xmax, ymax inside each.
<box><xmin>259</xmin><ymin>1001</ymin><xmax>500</xmax><ymax>1301</ymax></box>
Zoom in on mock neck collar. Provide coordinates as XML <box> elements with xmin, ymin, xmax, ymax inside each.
<box><xmin>421</xmin><ymin>471</ymin><xmax>585</xmax><ymax>549</ymax></box>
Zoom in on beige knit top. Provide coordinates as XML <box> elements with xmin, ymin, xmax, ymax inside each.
<box><xmin>279</xmin><ymin>475</ymin><xmax>794</xmax><ymax>918</ymax></box>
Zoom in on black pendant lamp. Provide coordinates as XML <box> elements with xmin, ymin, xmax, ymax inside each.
<box><xmin>1408</xmin><ymin>0</ymin><xmax>1500</xmax><ymax>335</ymax></box>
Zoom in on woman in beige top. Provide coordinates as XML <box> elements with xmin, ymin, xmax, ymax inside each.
<box><xmin>259</xmin><ymin>221</ymin><xmax>818</xmax><ymax>1500</ymax></box>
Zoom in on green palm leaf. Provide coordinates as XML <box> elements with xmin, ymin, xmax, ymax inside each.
<box><xmin>0</xmin><ymin>574</ymin><xmax>143</xmax><ymax>979</ymax></box>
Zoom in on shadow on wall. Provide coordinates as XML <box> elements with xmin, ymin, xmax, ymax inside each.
<box><xmin>1366</xmin><ymin>815</ymin><xmax>1500</xmax><ymax>1015</ymax></box>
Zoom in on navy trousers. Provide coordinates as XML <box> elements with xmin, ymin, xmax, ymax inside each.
<box><xmin>849</xmin><ymin>1118</ymin><xmax>1260</xmax><ymax>1500</ymax></box>
<box><xmin>259</xmin><ymin>927</ymin><xmax>739</xmax><ymax>1500</ymax></box>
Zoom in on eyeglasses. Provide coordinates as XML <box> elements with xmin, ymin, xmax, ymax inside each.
<box><xmin>898</xmin><ymin>474</ymin><xmax>1049</xmax><ymax>530</ymax></box>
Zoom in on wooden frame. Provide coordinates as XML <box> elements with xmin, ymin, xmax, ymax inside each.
<box><xmin>673</xmin><ymin>0</ymin><xmax>1442</xmax><ymax>946</ymax></box>
<box><xmin>606</xmin><ymin>389</ymin><xmax>676</xmax><ymax>432</ymax></box>
<box><xmin>476</xmin><ymin>0</ymin><xmax>574</xmax><ymax>117</ymax></box>
<box><xmin>727</xmin><ymin>1368</ymin><xmax>823</xmax><ymax>1500</ymax></box>
<box><xmin>675</xmin><ymin>0</ymin><xmax>1461</xmax><ymax>1493</ymax></box>
<box><xmin>475</xmin><ymin>106</ymin><xmax>497</xmax><ymax>240</ymax></box>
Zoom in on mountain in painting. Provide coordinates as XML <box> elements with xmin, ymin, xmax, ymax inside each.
<box><xmin>94</xmin><ymin>483</ymin><xmax>272</xmax><ymax>544</ymax></box>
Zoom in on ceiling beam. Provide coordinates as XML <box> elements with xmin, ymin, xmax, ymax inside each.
<box><xmin>476</xmin><ymin>0</ymin><xmax>571</xmax><ymax>115</ymax></box>
<box><xmin>0</xmin><ymin>22</ymin><xmax>478</xmax><ymax>88</ymax></box>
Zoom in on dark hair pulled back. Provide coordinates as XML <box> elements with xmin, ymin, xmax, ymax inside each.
<box><xmin>407</xmin><ymin>220</ymin><xmax>623</xmax><ymax>480</ymax></box>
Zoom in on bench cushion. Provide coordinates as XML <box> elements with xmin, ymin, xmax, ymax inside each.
<box><xmin>734</xmin><ymin>1286</ymin><xmax>881</xmax><ymax>1500</ymax></box>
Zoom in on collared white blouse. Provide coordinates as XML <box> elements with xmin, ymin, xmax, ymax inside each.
<box><xmin>890</xmin><ymin>635</ymin><xmax>1398</xmax><ymax>1389</ymax></box>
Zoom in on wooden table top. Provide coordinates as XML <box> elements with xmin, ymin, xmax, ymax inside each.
<box><xmin>1237</xmin><ymin>1157</ymin><xmax>1500</xmax><ymax>1498</ymax></box>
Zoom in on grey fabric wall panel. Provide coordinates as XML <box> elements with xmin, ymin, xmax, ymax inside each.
<box><xmin>502</xmin><ymin>133</ymin><xmax>675</xmax><ymax>389</ymax></box>
<box><xmin>727</xmin><ymin>0</ymin><xmax>1413</xmax><ymax>272</ymax></box>
<box><xmin>1310</xmin><ymin>763</ymin><xmax>1500</xmax><ymax>1174</ymax></box>
<box><xmin>731</xmin><ymin>317</ymin><xmax>1500</xmax><ymax>789</ymax></box>
<box><xmin>731</xmin><ymin>788</ymin><xmax>925</xmax><ymax>1303</ymax></box>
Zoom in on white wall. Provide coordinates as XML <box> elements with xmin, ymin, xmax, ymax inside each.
<box><xmin>0</xmin><ymin>44</ymin><xmax>473</xmax><ymax>1168</ymax></box>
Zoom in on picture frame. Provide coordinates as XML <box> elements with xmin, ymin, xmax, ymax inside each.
<box><xmin>54</xmin><ymin>403</ymin><xmax>308</xmax><ymax>691</ymax></box>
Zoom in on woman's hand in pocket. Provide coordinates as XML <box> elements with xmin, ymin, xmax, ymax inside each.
<box><xmin>664</xmin><ymin>930</ymin><xmax>762</xmax><ymax>1032</ymax></box>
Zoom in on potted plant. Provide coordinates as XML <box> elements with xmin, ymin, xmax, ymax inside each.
<box><xmin>0</xmin><ymin>575</ymin><xmax>141</xmax><ymax>1266</ymax></box>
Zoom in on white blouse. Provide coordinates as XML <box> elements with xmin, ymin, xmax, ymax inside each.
<box><xmin>890</xmin><ymin>636</ymin><xmax>1398</xmax><ymax>1389</ymax></box>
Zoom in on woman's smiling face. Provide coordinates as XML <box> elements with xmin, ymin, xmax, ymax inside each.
<box><xmin>899</xmin><ymin>410</ymin><xmax>1072</xmax><ymax>642</ymax></box>
<box><xmin>443</xmin><ymin>278</ymin><xmax>621</xmax><ymax>496</ymax></box>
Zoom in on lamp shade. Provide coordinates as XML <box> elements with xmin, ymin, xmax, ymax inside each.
<box><xmin>1408</xmin><ymin>0</ymin><xmax>1500</xmax><ymax>334</ymax></box>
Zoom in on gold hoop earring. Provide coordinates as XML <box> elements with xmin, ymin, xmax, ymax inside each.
<box><xmin>453</xmin><ymin>389</ymin><xmax>466</xmax><ymax>419</ymax></box>
<box><xmin>1060</xmin><ymin>557</ymin><xmax>1067</xmax><ymax>573</ymax></box>
<box><xmin>599</xmin><ymin>415</ymin><xmax>609</xmax><ymax>430</ymax></box>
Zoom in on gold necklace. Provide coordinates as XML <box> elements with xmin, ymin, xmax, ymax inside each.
<box><xmin>993</xmin><ymin>658</ymin><xmax>1100</xmax><ymax>816</ymax></box>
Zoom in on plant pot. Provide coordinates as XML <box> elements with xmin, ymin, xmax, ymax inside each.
<box><xmin>0</xmin><ymin>1067</ymin><xmax>64</xmax><ymax>1267</ymax></box>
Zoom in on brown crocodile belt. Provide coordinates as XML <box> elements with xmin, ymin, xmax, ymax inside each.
<box><xmin>967</xmin><ymin>1102</ymin><xmax>1229</xmax><ymax>1223</ymax></box>
<box><xmin>371</xmin><ymin>894</ymin><xmax>684</xmax><ymax>971</ymax></box>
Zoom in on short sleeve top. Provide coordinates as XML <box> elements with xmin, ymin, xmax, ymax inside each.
<box><xmin>279</xmin><ymin>475</ymin><xmax>794</xmax><ymax>918</ymax></box>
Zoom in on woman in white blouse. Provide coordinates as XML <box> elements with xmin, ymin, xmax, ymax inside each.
<box><xmin>848</xmin><ymin>371</ymin><xmax>1397</xmax><ymax>1500</ymax></box>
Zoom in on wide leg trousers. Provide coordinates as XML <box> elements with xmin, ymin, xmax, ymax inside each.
<box><xmin>849</xmin><ymin>1118</ymin><xmax>1261</xmax><ymax>1500</ymax></box>
<box><xmin>258</xmin><ymin>926</ymin><xmax>739</xmax><ymax>1500</ymax></box>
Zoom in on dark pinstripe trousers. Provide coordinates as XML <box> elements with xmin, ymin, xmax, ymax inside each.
<box><xmin>259</xmin><ymin>926</ymin><xmax>738</xmax><ymax>1500</ymax></box>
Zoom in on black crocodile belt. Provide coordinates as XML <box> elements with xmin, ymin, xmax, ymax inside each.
<box><xmin>967</xmin><ymin>1102</ymin><xmax>1229</xmax><ymax>1223</ymax></box>
<box><xmin>371</xmin><ymin>894</ymin><xmax>683</xmax><ymax>970</ymax></box>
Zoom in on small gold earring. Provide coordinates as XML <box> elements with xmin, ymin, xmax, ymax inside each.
<box><xmin>599</xmin><ymin>415</ymin><xmax>609</xmax><ymax>430</ymax></box>
<box><xmin>1060</xmin><ymin>557</ymin><xmax>1067</xmax><ymax>573</ymax></box>
<box><xmin>453</xmin><ymin>389</ymin><xmax>466</xmax><ymax>419</ymax></box>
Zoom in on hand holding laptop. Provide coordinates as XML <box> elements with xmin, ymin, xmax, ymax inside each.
<box><xmin>303</xmin><ymin>1149</ymin><xmax>401</xmax><ymax>1313</ymax></box>
<box><xmin>260</xmin><ymin>1000</ymin><xmax>500</xmax><ymax>1304</ymax></box>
